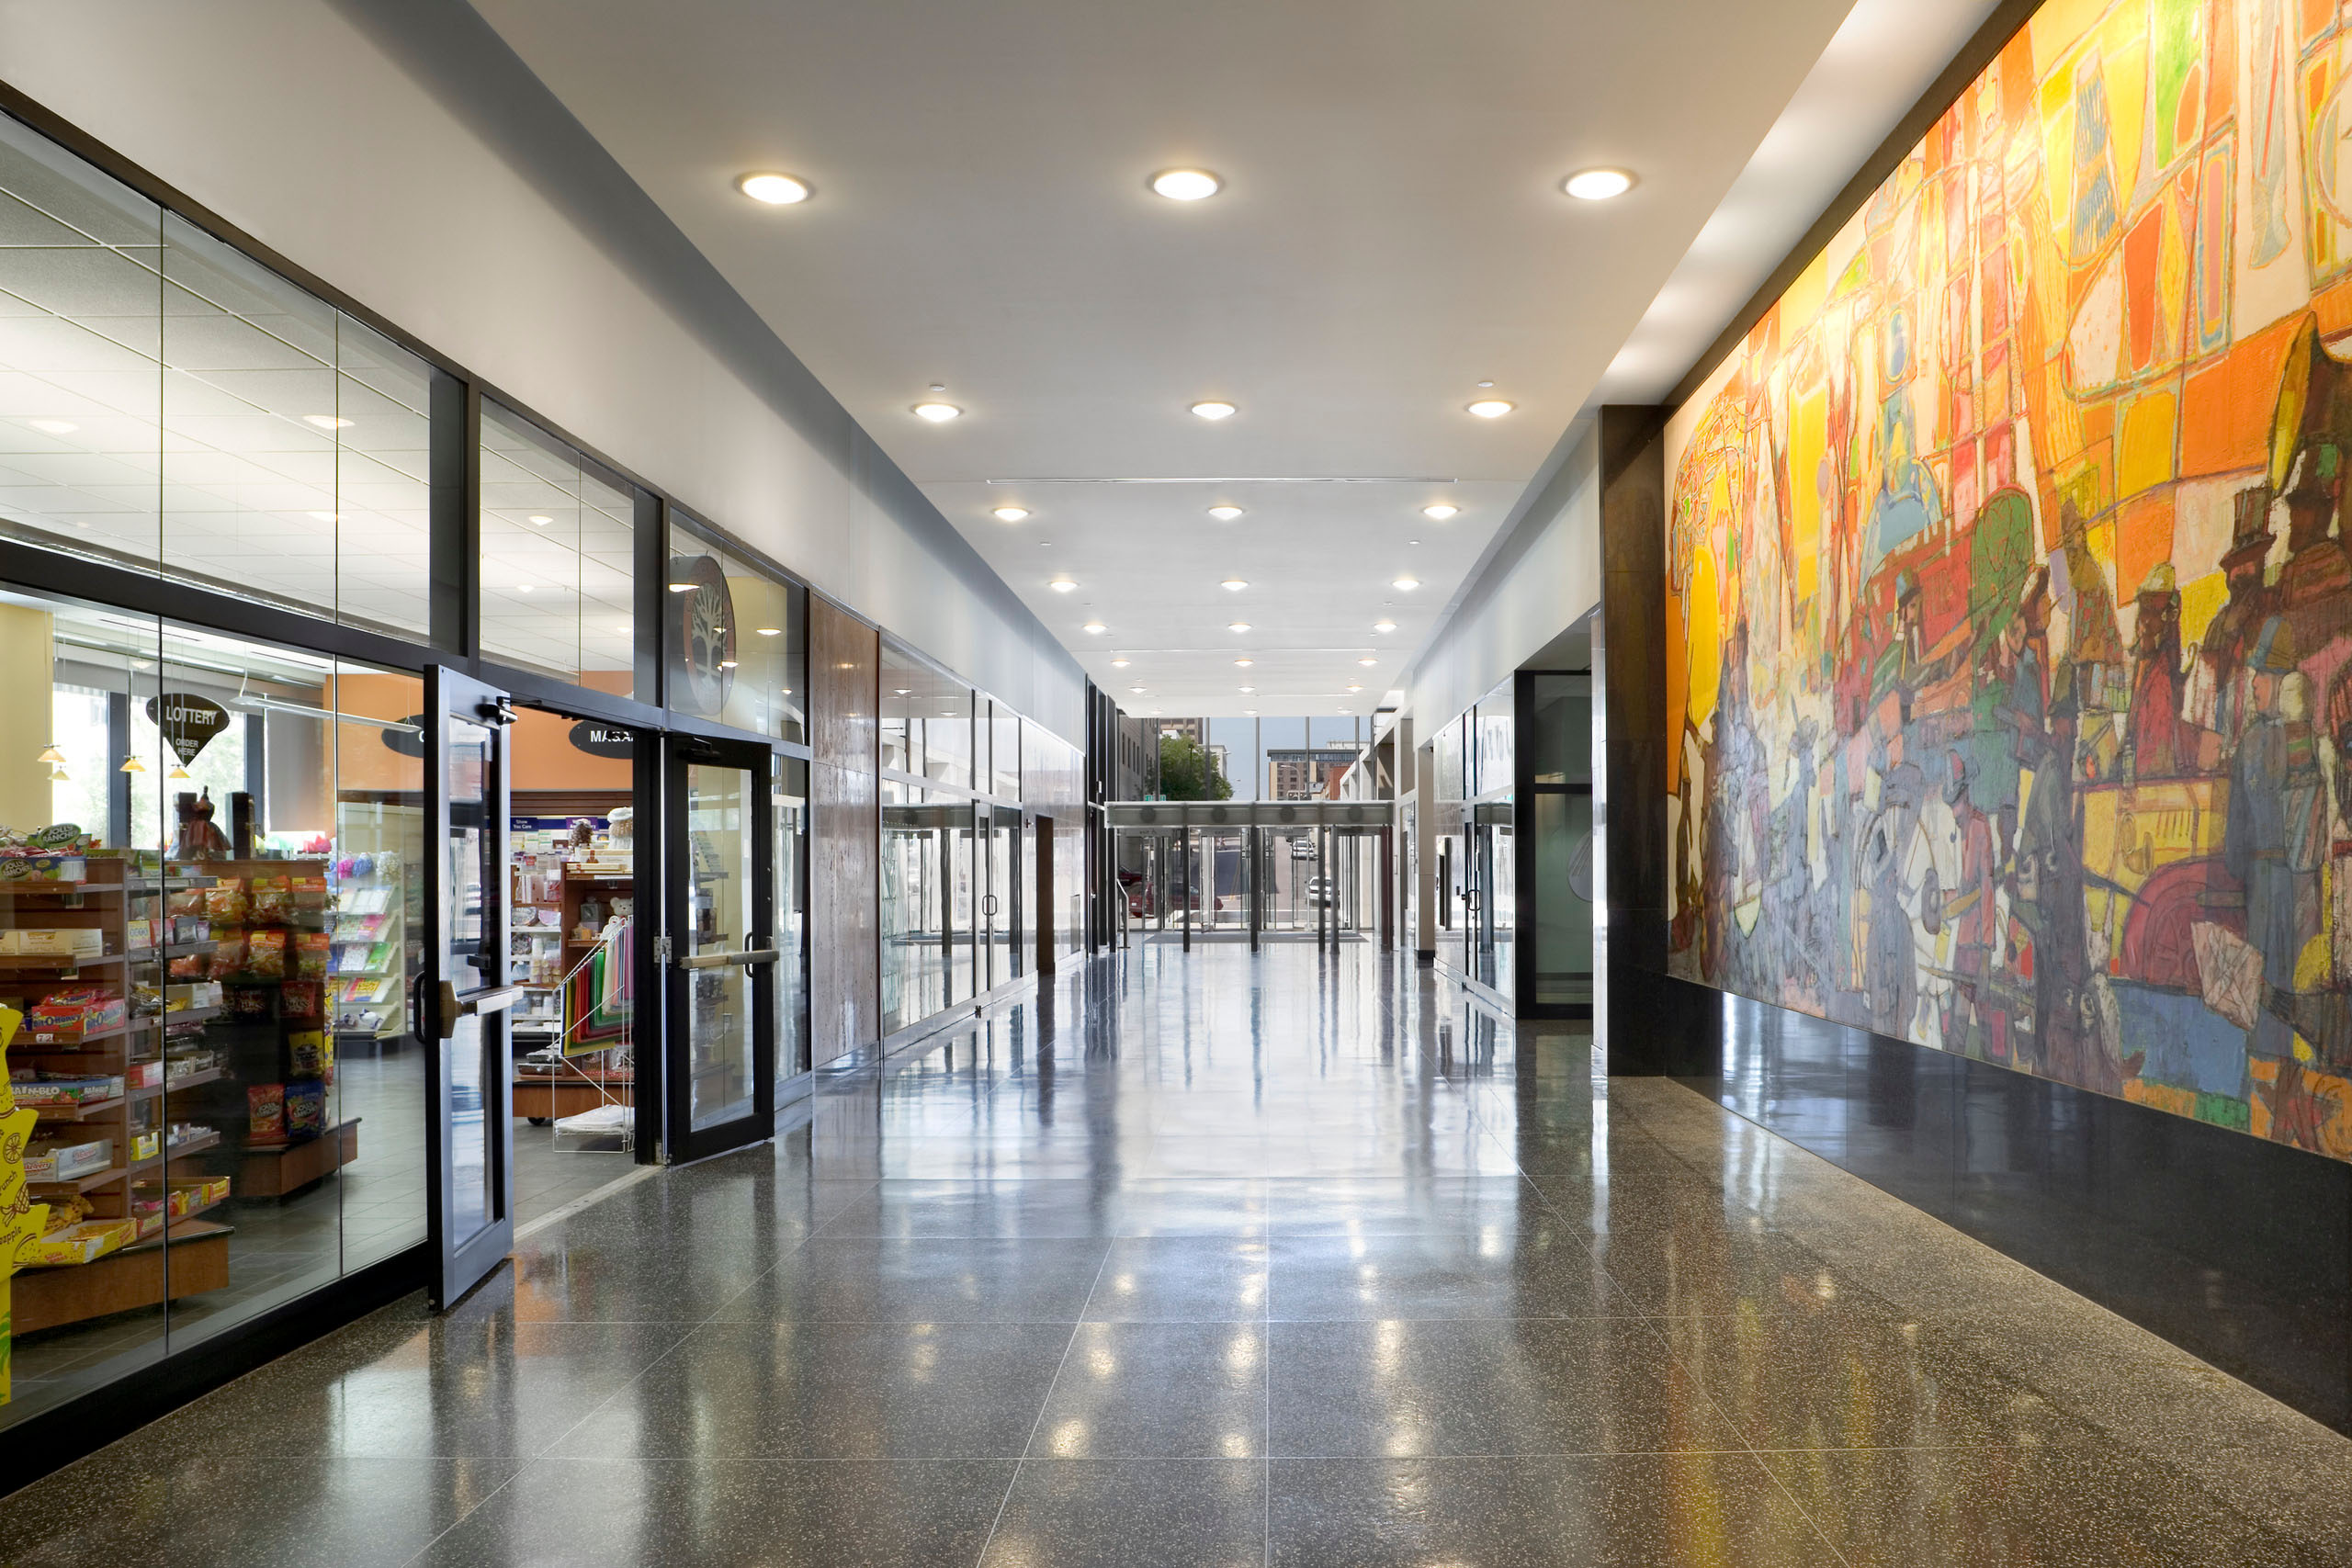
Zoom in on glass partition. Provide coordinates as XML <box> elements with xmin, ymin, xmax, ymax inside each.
<box><xmin>478</xmin><ymin>401</ymin><xmax>637</xmax><ymax>694</ymax></box>
<box><xmin>666</xmin><ymin>513</ymin><xmax>805</xmax><ymax>742</ymax></box>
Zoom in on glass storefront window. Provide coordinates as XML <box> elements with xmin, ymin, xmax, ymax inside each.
<box><xmin>923</xmin><ymin>684</ymin><xmax>970</xmax><ymax>792</ymax></box>
<box><xmin>992</xmin><ymin>702</ymin><xmax>1021</xmax><ymax>800</ymax></box>
<box><xmin>478</xmin><ymin>401</ymin><xmax>637</xmax><ymax>694</ymax></box>
<box><xmin>1474</xmin><ymin>678</ymin><xmax>1513</xmax><ymax>800</ymax></box>
<box><xmin>0</xmin><ymin>122</ymin><xmax>433</xmax><ymax>637</ymax></box>
<box><xmin>666</xmin><ymin>513</ymin><xmax>805</xmax><ymax>742</ymax></box>
<box><xmin>880</xmin><ymin>644</ymin><xmax>924</xmax><ymax>774</ymax></box>
<box><xmin>1529</xmin><ymin>674</ymin><xmax>1590</xmax><ymax>785</ymax></box>
<box><xmin>1</xmin><ymin>581</ymin><xmax>426</xmax><ymax>1431</ymax></box>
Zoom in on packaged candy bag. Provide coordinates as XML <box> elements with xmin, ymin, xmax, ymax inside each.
<box><xmin>205</xmin><ymin>879</ymin><xmax>248</xmax><ymax>924</ymax></box>
<box><xmin>246</xmin><ymin>930</ymin><xmax>287</xmax><ymax>979</ymax></box>
<box><xmin>295</xmin><ymin>931</ymin><xmax>330</xmax><ymax>979</ymax></box>
<box><xmin>208</xmin><ymin>930</ymin><xmax>247</xmax><ymax>981</ymax></box>
<box><xmin>251</xmin><ymin>877</ymin><xmax>290</xmax><ymax>925</ymax></box>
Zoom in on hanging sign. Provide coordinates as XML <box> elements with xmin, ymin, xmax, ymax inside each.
<box><xmin>382</xmin><ymin>715</ymin><xmax>428</xmax><ymax>758</ymax></box>
<box><xmin>568</xmin><ymin>721</ymin><xmax>636</xmax><ymax>759</ymax></box>
<box><xmin>143</xmin><ymin>694</ymin><xmax>231</xmax><ymax>767</ymax></box>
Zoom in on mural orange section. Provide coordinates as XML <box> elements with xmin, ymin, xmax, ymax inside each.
<box><xmin>1664</xmin><ymin>0</ymin><xmax>2352</xmax><ymax>1160</ymax></box>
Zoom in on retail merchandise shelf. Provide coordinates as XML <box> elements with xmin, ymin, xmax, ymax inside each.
<box><xmin>11</xmin><ymin>1218</ymin><xmax>232</xmax><ymax>1335</ymax></box>
<box><xmin>30</xmin><ymin>1095</ymin><xmax>124</xmax><ymax>1122</ymax></box>
<box><xmin>238</xmin><ymin>1118</ymin><xmax>360</xmax><ymax>1198</ymax></box>
<box><xmin>15</xmin><ymin>1021</ymin><xmax>130</xmax><ymax>1047</ymax></box>
<box><xmin>0</xmin><ymin>953</ymin><xmax>128</xmax><ymax>972</ymax></box>
<box><xmin>27</xmin><ymin>1163</ymin><xmax>133</xmax><ymax>1194</ymax></box>
<box><xmin>167</xmin><ymin>1128</ymin><xmax>222</xmax><ymax>1160</ymax></box>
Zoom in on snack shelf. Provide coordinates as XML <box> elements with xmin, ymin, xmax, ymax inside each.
<box><xmin>167</xmin><ymin>1127</ymin><xmax>222</xmax><ymax>1159</ymax></box>
<box><xmin>0</xmin><ymin>952</ymin><xmax>128</xmax><ymax>972</ymax></box>
<box><xmin>31</xmin><ymin>1094</ymin><xmax>124</xmax><ymax>1122</ymax></box>
<box><xmin>27</xmin><ymin>1162</ymin><xmax>135</xmax><ymax>1194</ymax></box>
<box><xmin>14</xmin><ymin>1020</ymin><xmax>132</xmax><ymax>1045</ymax></box>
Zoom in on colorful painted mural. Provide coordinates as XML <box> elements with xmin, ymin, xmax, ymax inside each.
<box><xmin>1664</xmin><ymin>0</ymin><xmax>2352</xmax><ymax>1160</ymax></box>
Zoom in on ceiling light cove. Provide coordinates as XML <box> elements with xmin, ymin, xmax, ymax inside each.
<box><xmin>991</xmin><ymin>506</ymin><xmax>1030</xmax><ymax>522</ymax></box>
<box><xmin>1464</xmin><ymin>399</ymin><xmax>1514</xmax><ymax>419</ymax></box>
<box><xmin>1563</xmin><ymin>167</ymin><xmax>1637</xmax><ymax>201</ymax></box>
<box><xmin>1220</xmin><ymin>578</ymin><xmax>1249</xmax><ymax>592</ymax></box>
<box><xmin>1149</xmin><ymin>168</ymin><xmax>1222</xmax><ymax>201</ymax></box>
<box><xmin>738</xmin><ymin>171</ymin><xmax>811</xmax><ymax>205</ymax></box>
<box><xmin>1190</xmin><ymin>400</ymin><xmax>1238</xmax><ymax>421</ymax></box>
<box><xmin>1049</xmin><ymin>578</ymin><xmax>1078</xmax><ymax>592</ymax></box>
<box><xmin>1206</xmin><ymin>505</ymin><xmax>1244</xmax><ymax>521</ymax></box>
<box><xmin>1421</xmin><ymin>503</ymin><xmax>1460</xmax><ymax>520</ymax></box>
<box><xmin>911</xmin><ymin>401</ymin><xmax>962</xmax><ymax>423</ymax></box>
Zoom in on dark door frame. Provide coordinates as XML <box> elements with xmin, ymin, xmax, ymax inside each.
<box><xmin>662</xmin><ymin>732</ymin><xmax>778</xmax><ymax>1164</ymax></box>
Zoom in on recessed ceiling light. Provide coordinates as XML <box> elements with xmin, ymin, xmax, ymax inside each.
<box><xmin>1374</xmin><ymin>620</ymin><xmax>1396</xmax><ymax>632</ymax></box>
<box><xmin>303</xmin><ymin>414</ymin><xmax>353</xmax><ymax>430</ymax></box>
<box><xmin>1220</xmin><ymin>578</ymin><xmax>1248</xmax><ymax>591</ymax></box>
<box><xmin>528</xmin><ymin>513</ymin><xmax>553</xmax><ymax>525</ymax></box>
<box><xmin>718</xmin><ymin>660</ymin><xmax>739</xmax><ymax>669</ymax></box>
<box><xmin>992</xmin><ymin>506</ymin><xmax>1030</xmax><ymax>522</ymax></box>
<box><xmin>1130</xmin><ymin>685</ymin><xmax>1146</xmax><ymax>694</ymax></box>
<box><xmin>1227</xmin><ymin>622</ymin><xmax>1250</xmax><ymax>632</ymax></box>
<box><xmin>1422</xmin><ymin>503</ymin><xmax>1459</xmax><ymax>520</ymax></box>
<box><xmin>1207</xmin><ymin>504</ymin><xmax>1244</xmax><ymax>521</ymax></box>
<box><xmin>1563</xmin><ymin>167</ymin><xmax>1636</xmax><ymax>201</ymax></box>
<box><xmin>1049</xmin><ymin>578</ymin><xmax>1078</xmax><ymax>592</ymax></box>
<box><xmin>307</xmin><ymin>511</ymin><xmax>338</xmax><ymax>523</ymax></box>
<box><xmin>912</xmin><ymin>401</ymin><xmax>962</xmax><ymax>422</ymax></box>
<box><xmin>738</xmin><ymin>172</ymin><xmax>811</xmax><ymax>205</ymax></box>
<box><xmin>1346</xmin><ymin>683</ymin><xmax>1363</xmax><ymax>692</ymax></box>
<box><xmin>754</xmin><ymin>626</ymin><xmax>783</xmax><ymax>636</ymax></box>
<box><xmin>514</xmin><ymin>584</ymin><xmax>533</xmax><ymax>592</ymax></box>
<box><xmin>1083</xmin><ymin>622</ymin><xmax>1107</xmax><ymax>635</ymax></box>
<box><xmin>1235</xmin><ymin>658</ymin><xmax>1253</xmax><ymax>667</ymax></box>
<box><xmin>1191</xmin><ymin>400</ymin><xmax>1237</xmax><ymax>421</ymax></box>
<box><xmin>1238</xmin><ymin>685</ymin><xmax>1254</xmax><ymax>694</ymax></box>
<box><xmin>669</xmin><ymin>581</ymin><xmax>697</xmax><ymax>592</ymax></box>
<box><xmin>1243</xmin><ymin>709</ymin><xmax>1257</xmax><ymax>716</ymax></box>
<box><xmin>1393</xmin><ymin>576</ymin><xmax>1420</xmax><ymax>590</ymax></box>
<box><xmin>1358</xmin><ymin>658</ymin><xmax>1376</xmax><ymax>666</ymax></box>
<box><xmin>1149</xmin><ymin>168</ymin><xmax>1222</xmax><ymax>200</ymax></box>
<box><xmin>28</xmin><ymin>418</ymin><xmax>76</xmax><ymax>434</ymax></box>
<box><xmin>893</xmin><ymin>687</ymin><xmax>912</xmax><ymax>696</ymax></box>
<box><xmin>1465</xmin><ymin>400</ymin><xmax>1514</xmax><ymax>419</ymax></box>
<box><xmin>1112</xmin><ymin>658</ymin><xmax>1131</xmax><ymax>668</ymax></box>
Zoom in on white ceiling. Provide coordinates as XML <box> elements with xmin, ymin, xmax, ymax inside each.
<box><xmin>471</xmin><ymin>0</ymin><xmax>1935</xmax><ymax>715</ymax></box>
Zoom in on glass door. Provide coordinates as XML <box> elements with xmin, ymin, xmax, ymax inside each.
<box><xmin>425</xmin><ymin>669</ymin><xmax>521</xmax><ymax>1307</ymax></box>
<box><xmin>664</xmin><ymin>735</ymin><xmax>776</xmax><ymax>1163</ymax></box>
<box><xmin>984</xmin><ymin>803</ymin><xmax>1021</xmax><ymax>988</ymax></box>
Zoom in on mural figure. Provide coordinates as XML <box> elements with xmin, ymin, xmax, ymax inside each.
<box><xmin>1666</xmin><ymin>0</ymin><xmax>2352</xmax><ymax>1160</ymax></box>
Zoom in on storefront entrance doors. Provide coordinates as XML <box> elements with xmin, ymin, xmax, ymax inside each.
<box><xmin>663</xmin><ymin>735</ymin><xmax>777</xmax><ymax>1163</ymax></box>
<box><xmin>425</xmin><ymin>669</ymin><xmax>522</xmax><ymax>1308</ymax></box>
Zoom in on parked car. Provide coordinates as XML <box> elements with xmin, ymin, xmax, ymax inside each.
<box><xmin>1288</xmin><ymin>838</ymin><xmax>1317</xmax><ymax>860</ymax></box>
<box><xmin>1301</xmin><ymin>875</ymin><xmax>1335</xmax><ymax>908</ymax></box>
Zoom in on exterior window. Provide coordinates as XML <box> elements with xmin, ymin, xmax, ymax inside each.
<box><xmin>478</xmin><ymin>401</ymin><xmax>638</xmax><ymax>695</ymax></box>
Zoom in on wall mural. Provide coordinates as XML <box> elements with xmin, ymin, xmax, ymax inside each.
<box><xmin>1664</xmin><ymin>0</ymin><xmax>2352</xmax><ymax>1160</ymax></box>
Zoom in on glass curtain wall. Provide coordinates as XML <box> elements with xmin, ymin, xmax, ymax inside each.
<box><xmin>3</xmin><ymin>583</ymin><xmax>427</xmax><ymax>1433</ymax></box>
<box><xmin>477</xmin><ymin>402</ymin><xmax>637</xmax><ymax>695</ymax></box>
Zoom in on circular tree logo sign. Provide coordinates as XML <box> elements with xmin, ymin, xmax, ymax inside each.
<box><xmin>668</xmin><ymin>554</ymin><xmax>737</xmax><ymax>716</ymax></box>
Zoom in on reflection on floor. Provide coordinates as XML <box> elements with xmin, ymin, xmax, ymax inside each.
<box><xmin>3</xmin><ymin>944</ymin><xmax>2348</xmax><ymax>1566</ymax></box>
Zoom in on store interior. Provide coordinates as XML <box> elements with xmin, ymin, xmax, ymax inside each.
<box><xmin>1</xmin><ymin>587</ymin><xmax>640</xmax><ymax>1426</ymax></box>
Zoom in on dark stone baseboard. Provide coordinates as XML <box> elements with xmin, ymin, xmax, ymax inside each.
<box><xmin>1607</xmin><ymin>965</ymin><xmax>2352</xmax><ymax>1437</ymax></box>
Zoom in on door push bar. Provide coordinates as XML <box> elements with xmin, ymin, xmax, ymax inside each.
<box><xmin>437</xmin><ymin>980</ymin><xmax>524</xmax><ymax>1040</ymax></box>
<box><xmin>678</xmin><ymin>933</ymin><xmax>780</xmax><ymax>970</ymax></box>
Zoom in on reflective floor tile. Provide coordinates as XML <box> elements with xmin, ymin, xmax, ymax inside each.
<box><xmin>1268</xmin><ymin>1226</ymin><xmax>1632</xmax><ymax>1320</ymax></box>
<box><xmin>816</xmin><ymin>1180</ymin><xmax>1127</xmax><ymax>1239</ymax></box>
<box><xmin>711</xmin><ymin>1236</ymin><xmax>1112</xmax><ymax>1322</ymax></box>
<box><xmin>979</xmin><ymin>1459</ymin><xmax>1264</xmax><ymax>1568</ymax></box>
<box><xmin>1269</xmin><ymin>1317</ymin><xmax>1741</xmax><ymax>1456</ymax></box>
<box><xmin>410</xmin><ymin>1456</ymin><xmax>1015</xmax><ymax>1568</ymax></box>
<box><xmin>1265</xmin><ymin>1176</ymin><xmax>1547</xmax><ymax>1235</ymax></box>
<box><xmin>1756</xmin><ymin>1441</ymin><xmax>2349</xmax><ymax>1568</ymax></box>
<box><xmin>1268</xmin><ymin>1453</ymin><xmax>1836</xmax><ymax>1568</ymax></box>
<box><xmin>553</xmin><ymin>1319</ymin><xmax>1073</xmax><ymax>1459</ymax></box>
<box><xmin>1033</xmin><ymin>1322</ymin><xmax>1268</xmax><ymax>1457</ymax></box>
<box><xmin>0</xmin><ymin>1452</ymin><xmax>521</xmax><ymax>1568</ymax></box>
<box><xmin>1082</xmin><ymin>1237</ymin><xmax>1268</xmax><ymax>1321</ymax></box>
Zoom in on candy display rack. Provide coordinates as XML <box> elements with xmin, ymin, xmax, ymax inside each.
<box><xmin>5</xmin><ymin>853</ymin><xmax>233</xmax><ymax>1334</ymax></box>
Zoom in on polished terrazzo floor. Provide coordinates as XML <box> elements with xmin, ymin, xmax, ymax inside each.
<box><xmin>3</xmin><ymin>943</ymin><xmax>2349</xmax><ymax>1565</ymax></box>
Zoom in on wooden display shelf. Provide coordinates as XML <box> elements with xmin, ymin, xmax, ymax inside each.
<box><xmin>238</xmin><ymin>1118</ymin><xmax>360</xmax><ymax>1197</ymax></box>
<box><xmin>27</xmin><ymin>1161</ymin><xmax>134</xmax><ymax>1194</ymax></box>
<box><xmin>514</xmin><ymin>1068</ymin><xmax>634</xmax><ymax>1122</ymax></box>
<box><xmin>0</xmin><ymin>952</ymin><xmax>126</xmax><ymax>972</ymax></box>
<box><xmin>11</xmin><ymin>1219</ymin><xmax>231</xmax><ymax>1335</ymax></box>
<box><xmin>166</xmin><ymin>1127</ymin><xmax>223</xmax><ymax>1161</ymax></box>
<box><xmin>30</xmin><ymin>1095</ymin><xmax>125</xmax><ymax>1122</ymax></box>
